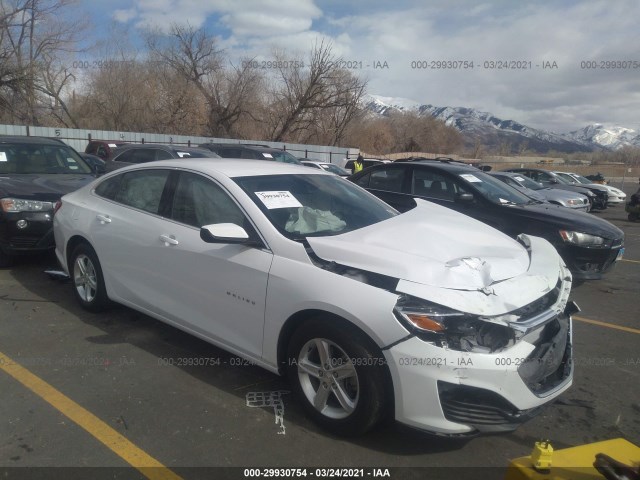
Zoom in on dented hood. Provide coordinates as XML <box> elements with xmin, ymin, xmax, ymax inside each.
<box><xmin>307</xmin><ymin>200</ymin><xmax>532</xmax><ymax>290</ymax></box>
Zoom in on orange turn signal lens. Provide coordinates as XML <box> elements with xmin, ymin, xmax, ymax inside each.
<box><xmin>406</xmin><ymin>314</ymin><xmax>445</xmax><ymax>332</ymax></box>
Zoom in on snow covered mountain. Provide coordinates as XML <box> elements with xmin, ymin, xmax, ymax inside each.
<box><xmin>363</xmin><ymin>94</ymin><xmax>634</xmax><ymax>153</ymax></box>
<box><xmin>565</xmin><ymin>124</ymin><xmax>640</xmax><ymax>150</ymax></box>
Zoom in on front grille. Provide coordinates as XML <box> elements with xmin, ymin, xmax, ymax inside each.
<box><xmin>9</xmin><ymin>236</ymin><xmax>41</xmax><ymax>248</ymax></box>
<box><xmin>509</xmin><ymin>279</ymin><xmax>561</xmax><ymax>322</ymax></box>
<box><xmin>518</xmin><ymin>315</ymin><xmax>572</xmax><ymax>395</ymax></box>
<box><xmin>438</xmin><ymin>382</ymin><xmax>544</xmax><ymax>433</ymax></box>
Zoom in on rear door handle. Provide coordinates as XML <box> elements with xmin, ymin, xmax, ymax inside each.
<box><xmin>159</xmin><ymin>234</ymin><xmax>179</xmax><ymax>246</ymax></box>
<box><xmin>96</xmin><ymin>214</ymin><xmax>111</xmax><ymax>224</ymax></box>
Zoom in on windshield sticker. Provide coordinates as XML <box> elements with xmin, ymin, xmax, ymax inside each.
<box><xmin>515</xmin><ymin>176</ymin><xmax>526</xmax><ymax>182</ymax></box>
<box><xmin>262</xmin><ymin>153</ymin><xmax>273</xmax><ymax>158</ymax></box>
<box><xmin>499</xmin><ymin>198</ymin><xmax>509</xmax><ymax>204</ymax></box>
<box><xmin>255</xmin><ymin>191</ymin><xmax>302</xmax><ymax>209</ymax></box>
<box><xmin>460</xmin><ymin>173</ymin><xmax>482</xmax><ymax>183</ymax></box>
<box><xmin>0</xmin><ymin>152</ymin><xmax>7</xmax><ymax>162</ymax></box>
<box><xmin>176</xmin><ymin>152</ymin><xmax>191</xmax><ymax>157</ymax></box>
<box><xmin>108</xmin><ymin>143</ymin><xmax>118</xmax><ymax>148</ymax></box>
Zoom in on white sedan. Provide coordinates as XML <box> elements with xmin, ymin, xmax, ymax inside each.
<box><xmin>54</xmin><ymin>159</ymin><xmax>576</xmax><ymax>435</ymax></box>
<box><xmin>556</xmin><ymin>172</ymin><xmax>627</xmax><ymax>205</ymax></box>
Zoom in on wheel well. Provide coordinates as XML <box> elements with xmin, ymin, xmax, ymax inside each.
<box><xmin>65</xmin><ymin>235</ymin><xmax>92</xmax><ymax>271</ymax></box>
<box><xmin>277</xmin><ymin>310</ymin><xmax>384</xmax><ymax>373</ymax></box>
<box><xmin>277</xmin><ymin>309</ymin><xmax>395</xmax><ymax>413</ymax></box>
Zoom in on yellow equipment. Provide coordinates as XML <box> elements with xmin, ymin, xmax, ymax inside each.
<box><xmin>506</xmin><ymin>438</ymin><xmax>640</xmax><ymax>480</ymax></box>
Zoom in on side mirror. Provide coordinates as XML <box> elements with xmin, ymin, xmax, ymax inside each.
<box><xmin>456</xmin><ymin>193</ymin><xmax>474</xmax><ymax>204</ymax></box>
<box><xmin>200</xmin><ymin>223</ymin><xmax>256</xmax><ymax>245</ymax></box>
<box><xmin>93</xmin><ymin>163</ymin><xmax>106</xmax><ymax>175</ymax></box>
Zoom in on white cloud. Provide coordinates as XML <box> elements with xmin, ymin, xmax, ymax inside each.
<box><xmin>108</xmin><ymin>0</ymin><xmax>640</xmax><ymax>132</ymax></box>
<box><xmin>113</xmin><ymin>8</ymin><xmax>138</xmax><ymax>23</ymax></box>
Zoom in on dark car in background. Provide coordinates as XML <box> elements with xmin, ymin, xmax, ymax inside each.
<box><xmin>349</xmin><ymin>158</ymin><xmax>624</xmax><ymax>280</ymax></box>
<box><xmin>0</xmin><ymin>136</ymin><xmax>95</xmax><ymax>266</ymax></box>
<box><xmin>198</xmin><ymin>143</ymin><xmax>302</xmax><ymax>164</ymax></box>
<box><xmin>85</xmin><ymin>140</ymin><xmax>129</xmax><ymax>160</ymax></box>
<box><xmin>107</xmin><ymin>144</ymin><xmax>219</xmax><ymax>171</ymax></box>
<box><xmin>342</xmin><ymin>157</ymin><xmax>389</xmax><ymax>174</ymax></box>
<box><xmin>300</xmin><ymin>160</ymin><xmax>350</xmax><ymax>176</ymax></box>
<box><xmin>489</xmin><ymin>171</ymin><xmax>590</xmax><ymax>212</ymax></box>
<box><xmin>502</xmin><ymin>168</ymin><xmax>609</xmax><ymax>210</ymax></box>
<box><xmin>79</xmin><ymin>152</ymin><xmax>107</xmax><ymax>174</ymax></box>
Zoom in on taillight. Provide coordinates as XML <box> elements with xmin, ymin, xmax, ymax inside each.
<box><xmin>53</xmin><ymin>200</ymin><xmax>62</xmax><ymax>215</ymax></box>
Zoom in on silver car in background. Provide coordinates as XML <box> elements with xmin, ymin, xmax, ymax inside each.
<box><xmin>554</xmin><ymin>172</ymin><xmax>627</xmax><ymax>205</ymax></box>
<box><xmin>490</xmin><ymin>172</ymin><xmax>590</xmax><ymax>212</ymax></box>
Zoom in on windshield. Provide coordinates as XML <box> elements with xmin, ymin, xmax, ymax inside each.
<box><xmin>510</xmin><ymin>174</ymin><xmax>544</xmax><ymax>191</ymax></box>
<box><xmin>267</xmin><ymin>151</ymin><xmax>302</xmax><ymax>165</ymax></box>
<box><xmin>570</xmin><ymin>174</ymin><xmax>592</xmax><ymax>184</ymax></box>
<box><xmin>320</xmin><ymin>163</ymin><xmax>349</xmax><ymax>175</ymax></box>
<box><xmin>0</xmin><ymin>143</ymin><xmax>92</xmax><ymax>174</ymax></box>
<box><xmin>554</xmin><ymin>172</ymin><xmax>577</xmax><ymax>183</ymax></box>
<box><xmin>459</xmin><ymin>171</ymin><xmax>533</xmax><ymax>205</ymax></box>
<box><xmin>234</xmin><ymin>174</ymin><xmax>397</xmax><ymax>239</ymax></box>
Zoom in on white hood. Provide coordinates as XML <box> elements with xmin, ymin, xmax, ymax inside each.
<box><xmin>307</xmin><ymin>200</ymin><xmax>564</xmax><ymax>315</ymax></box>
<box><xmin>308</xmin><ymin>200</ymin><xmax>530</xmax><ymax>290</ymax></box>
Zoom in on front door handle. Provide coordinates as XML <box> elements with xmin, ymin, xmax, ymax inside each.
<box><xmin>96</xmin><ymin>214</ymin><xmax>111</xmax><ymax>224</ymax></box>
<box><xmin>159</xmin><ymin>234</ymin><xmax>179</xmax><ymax>246</ymax></box>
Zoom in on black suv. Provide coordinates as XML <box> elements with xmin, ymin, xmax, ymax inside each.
<box><xmin>198</xmin><ymin>143</ymin><xmax>302</xmax><ymax>164</ymax></box>
<box><xmin>349</xmin><ymin>158</ymin><xmax>624</xmax><ymax>281</ymax></box>
<box><xmin>0</xmin><ymin>136</ymin><xmax>95</xmax><ymax>266</ymax></box>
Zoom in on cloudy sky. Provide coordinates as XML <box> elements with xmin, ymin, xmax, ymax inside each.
<box><xmin>80</xmin><ymin>0</ymin><xmax>640</xmax><ymax>134</ymax></box>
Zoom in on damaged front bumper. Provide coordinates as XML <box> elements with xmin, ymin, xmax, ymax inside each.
<box><xmin>384</xmin><ymin>295</ymin><xmax>576</xmax><ymax>435</ymax></box>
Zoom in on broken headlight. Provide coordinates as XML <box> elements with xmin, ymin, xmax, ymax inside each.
<box><xmin>394</xmin><ymin>294</ymin><xmax>515</xmax><ymax>353</ymax></box>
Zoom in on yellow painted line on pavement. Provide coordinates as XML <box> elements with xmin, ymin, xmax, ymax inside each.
<box><xmin>0</xmin><ymin>351</ymin><xmax>182</xmax><ymax>480</ymax></box>
<box><xmin>573</xmin><ymin>316</ymin><xmax>640</xmax><ymax>335</ymax></box>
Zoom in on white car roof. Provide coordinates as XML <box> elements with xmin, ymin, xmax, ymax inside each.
<box><xmin>119</xmin><ymin>158</ymin><xmax>322</xmax><ymax>178</ymax></box>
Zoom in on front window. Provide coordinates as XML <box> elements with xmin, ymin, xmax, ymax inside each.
<box><xmin>171</xmin><ymin>172</ymin><xmax>246</xmax><ymax>228</ymax></box>
<box><xmin>554</xmin><ymin>172</ymin><xmax>577</xmax><ymax>183</ymax></box>
<box><xmin>458</xmin><ymin>171</ymin><xmax>532</xmax><ymax>205</ymax></box>
<box><xmin>569</xmin><ymin>174</ymin><xmax>592</xmax><ymax>184</ymax></box>
<box><xmin>113</xmin><ymin>170</ymin><xmax>170</xmax><ymax>214</ymax></box>
<box><xmin>0</xmin><ymin>143</ymin><xmax>92</xmax><ymax>174</ymax></box>
<box><xmin>234</xmin><ymin>174</ymin><xmax>397</xmax><ymax>239</ymax></box>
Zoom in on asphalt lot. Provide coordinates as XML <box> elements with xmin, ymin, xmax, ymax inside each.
<box><xmin>1</xmin><ymin>186</ymin><xmax>639</xmax><ymax>479</ymax></box>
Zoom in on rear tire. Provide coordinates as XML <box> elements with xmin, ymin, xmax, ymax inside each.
<box><xmin>287</xmin><ymin>319</ymin><xmax>390</xmax><ymax>436</ymax></box>
<box><xmin>69</xmin><ymin>243</ymin><xmax>110</xmax><ymax>312</ymax></box>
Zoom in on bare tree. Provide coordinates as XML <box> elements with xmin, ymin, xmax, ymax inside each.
<box><xmin>267</xmin><ymin>40</ymin><xmax>368</xmax><ymax>143</ymax></box>
<box><xmin>146</xmin><ymin>23</ymin><xmax>263</xmax><ymax>137</ymax></box>
<box><xmin>0</xmin><ymin>0</ymin><xmax>85</xmax><ymax>125</ymax></box>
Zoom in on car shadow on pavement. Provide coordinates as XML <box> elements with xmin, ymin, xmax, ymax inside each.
<box><xmin>4</xmin><ymin>252</ymin><xmax>474</xmax><ymax>456</ymax></box>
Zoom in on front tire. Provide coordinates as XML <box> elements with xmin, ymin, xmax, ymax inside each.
<box><xmin>70</xmin><ymin>243</ymin><xmax>109</xmax><ymax>312</ymax></box>
<box><xmin>287</xmin><ymin>319</ymin><xmax>389</xmax><ymax>436</ymax></box>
